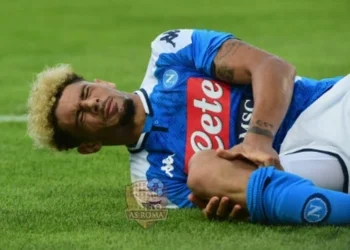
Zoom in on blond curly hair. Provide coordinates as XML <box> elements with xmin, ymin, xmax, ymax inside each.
<box><xmin>27</xmin><ymin>64</ymin><xmax>84</xmax><ymax>150</ymax></box>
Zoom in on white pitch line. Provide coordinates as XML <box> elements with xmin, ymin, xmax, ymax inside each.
<box><xmin>0</xmin><ymin>115</ymin><xmax>28</xmax><ymax>123</ymax></box>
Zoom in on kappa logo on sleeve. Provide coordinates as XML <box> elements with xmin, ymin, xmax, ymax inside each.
<box><xmin>302</xmin><ymin>194</ymin><xmax>331</xmax><ymax>224</ymax></box>
<box><xmin>161</xmin><ymin>154</ymin><xmax>175</xmax><ymax>178</ymax></box>
<box><xmin>160</xmin><ymin>30</ymin><xmax>180</xmax><ymax>48</ymax></box>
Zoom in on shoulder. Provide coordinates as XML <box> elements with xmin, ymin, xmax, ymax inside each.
<box><xmin>151</xmin><ymin>29</ymin><xmax>194</xmax><ymax>55</ymax></box>
<box><xmin>139</xmin><ymin>29</ymin><xmax>195</xmax><ymax>93</ymax></box>
<box><xmin>150</xmin><ymin>28</ymin><xmax>236</xmax><ymax>55</ymax></box>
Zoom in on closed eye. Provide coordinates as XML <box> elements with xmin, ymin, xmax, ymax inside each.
<box><xmin>79</xmin><ymin>86</ymin><xmax>91</xmax><ymax>124</ymax></box>
<box><xmin>84</xmin><ymin>86</ymin><xmax>89</xmax><ymax>99</ymax></box>
<box><xmin>86</xmin><ymin>86</ymin><xmax>92</xmax><ymax>99</ymax></box>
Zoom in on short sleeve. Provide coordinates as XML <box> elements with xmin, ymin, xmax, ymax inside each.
<box><xmin>147</xmin><ymin>170</ymin><xmax>195</xmax><ymax>208</ymax></box>
<box><xmin>150</xmin><ymin>29</ymin><xmax>235</xmax><ymax>76</ymax></box>
<box><xmin>145</xmin><ymin>154</ymin><xmax>195</xmax><ymax>208</ymax></box>
<box><xmin>191</xmin><ymin>29</ymin><xmax>235</xmax><ymax>75</ymax></box>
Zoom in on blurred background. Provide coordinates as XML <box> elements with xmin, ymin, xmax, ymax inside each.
<box><xmin>0</xmin><ymin>0</ymin><xmax>349</xmax><ymax>249</ymax></box>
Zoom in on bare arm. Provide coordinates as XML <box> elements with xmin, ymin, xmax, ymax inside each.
<box><xmin>213</xmin><ymin>39</ymin><xmax>296</xmax><ymax>144</ymax></box>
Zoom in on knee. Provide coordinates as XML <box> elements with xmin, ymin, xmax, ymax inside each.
<box><xmin>187</xmin><ymin>150</ymin><xmax>216</xmax><ymax>194</ymax></box>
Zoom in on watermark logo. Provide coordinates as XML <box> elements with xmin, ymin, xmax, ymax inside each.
<box><xmin>125</xmin><ymin>179</ymin><xmax>168</xmax><ymax>228</ymax></box>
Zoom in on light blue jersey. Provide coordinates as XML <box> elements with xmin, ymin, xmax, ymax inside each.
<box><xmin>128</xmin><ymin>29</ymin><xmax>343</xmax><ymax>208</ymax></box>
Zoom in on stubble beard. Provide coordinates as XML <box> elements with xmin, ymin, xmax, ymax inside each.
<box><xmin>119</xmin><ymin>98</ymin><xmax>136</xmax><ymax>127</ymax></box>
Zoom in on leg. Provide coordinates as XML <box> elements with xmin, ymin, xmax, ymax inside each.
<box><xmin>248</xmin><ymin>167</ymin><xmax>350</xmax><ymax>225</ymax></box>
<box><xmin>187</xmin><ymin>149</ymin><xmax>256</xmax><ymax>208</ymax></box>
<box><xmin>188</xmin><ymin>150</ymin><xmax>350</xmax><ymax>225</ymax></box>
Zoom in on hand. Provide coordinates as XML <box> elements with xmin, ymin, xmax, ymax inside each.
<box><xmin>216</xmin><ymin>137</ymin><xmax>283</xmax><ymax>170</ymax></box>
<box><xmin>188</xmin><ymin>194</ymin><xmax>249</xmax><ymax>221</ymax></box>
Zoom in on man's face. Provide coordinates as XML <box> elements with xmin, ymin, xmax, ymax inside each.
<box><xmin>55</xmin><ymin>81</ymin><xmax>136</xmax><ymax>145</ymax></box>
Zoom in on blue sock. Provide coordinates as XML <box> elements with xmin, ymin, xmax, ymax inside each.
<box><xmin>247</xmin><ymin>167</ymin><xmax>350</xmax><ymax>225</ymax></box>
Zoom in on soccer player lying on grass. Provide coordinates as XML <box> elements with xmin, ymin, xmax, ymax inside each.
<box><xmin>27</xmin><ymin>29</ymin><xmax>350</xmax><ymax>225</ymax></box>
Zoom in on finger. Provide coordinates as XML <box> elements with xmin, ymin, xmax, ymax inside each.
<box><xmin>188</xmin><ymin>194</ymin><xmax>207</xmax><ymax>209</ymax></box>
<box><xmin>275</xmin><ymin>160</ymin><xmax>284</xmax><ymax>171</ymax></box>
<box><xmin>229</xmin><ymin>204</ymin><xmax>250</xmax><ymax>221</ymax></box>
<box><xmin>204</xmin><ymin>197</ymin><xmax>220</xmax><ymax>219</ymax></box>
<box><xmin>264</xmin><ymin>157</ymin><xmax>275</xmax><ymax>167</ymax></box>
<box><xmin>216</xmin><ymin>197</ymin><xmax>231</xmax><ymax>219</ymax></box>
<box><xmin>270</xmin><ymin>156</ymin><xmax>284</xmax><ymax>171</ymax></box>
<box><xmin>216</xmin><ymin>148</ymin><xmax>244</xmax><ymax>161</ymax></box>
<box><xmin>228</xmin><ymin>204</ymin><xmax>242</xmax><ymax>220</ymax></box>
<box><xmin>188</xmin><ymin>193</ymin><xmax>194</xmax><ymax>202</ymax></box>
<box><xmin>263</xmin><ymin>157</ymin><xmax>284</xmax><ymax>171</ymax></box>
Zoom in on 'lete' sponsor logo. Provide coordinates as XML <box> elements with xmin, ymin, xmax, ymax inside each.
<box><xmin>184</xmin><ymin>78</ymin><xmax>231</xmax><ymax>173</ymax></box>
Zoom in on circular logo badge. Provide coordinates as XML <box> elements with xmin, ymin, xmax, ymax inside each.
<box><xmin>148</xmin><ymin>178</ymin><xmax>165</xmax><ymax>196</ymax></box>
<box><xmin>302</xmin><ymin>194</ymin><xmax>330</xmax><ymax>224</ymax></box>
<box><xmin>163</xmin><ymin>69</ymin><xmax>178</xmax><ymax>88</ymax></box>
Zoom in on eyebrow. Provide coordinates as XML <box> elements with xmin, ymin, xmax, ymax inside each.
<box><xmin>75</xmin><ymin>84</ymin><xmax>88</xmax><ymax>128</ymax></box>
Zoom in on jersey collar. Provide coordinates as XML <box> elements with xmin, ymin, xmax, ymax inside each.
<box><xmin>127</xmin><ymin>89</ymin><xmax>153</xmax><ymax>153</ymax></box>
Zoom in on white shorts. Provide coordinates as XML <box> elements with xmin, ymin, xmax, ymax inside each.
<box><xmin>280</xmin><ymin>74</ymin><xmax>350</xmax><ymax>193</ymax></box>
<box><xmin>280</xmin><ymin>151</ymin><xmax>345</xmax><ymax>192</ymax></box>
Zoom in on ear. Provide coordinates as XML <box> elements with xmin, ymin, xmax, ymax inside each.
<box><xmin>77</xmin><ymin>142</ymin><xmax>102</xmax><ymax>155</ymax></box>
<box><xmin>94</xmin><ymin>79</ymin><xmax>116</xmax><ymax>88</ymax></box>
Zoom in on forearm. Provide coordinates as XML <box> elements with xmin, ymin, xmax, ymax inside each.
<box><xmin>249</xmin><ymin>57</ymin><xmax>296</xmax><ymax>139</ymax></box>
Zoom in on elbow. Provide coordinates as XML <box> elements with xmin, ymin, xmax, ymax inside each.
<box><xmin>264</xmin><ymin>57</ymin><xmax>296</xmax><ymax>92</ymax></box>
<box><xmin>276</xmin><ymin>57</ymin><xmax>296</xmax><ymax>82</ymax></box>
<box><xmin>276</xmin><ymin>59</ymin><xmax>296</xmax><ymax>98</ymax></box>
<box><xmin>285</xmin><ymin>60</ymin><xmax>296</xmax><ymax>81</ymax></box>
<box><xmin>255</xmin><ymin>56</ymin><xmax>296</xmax><ymax>84</ymax></box>
<box><xmin>282</xmin><ymin>60</ymin><xmax>296</xmax><ymax>94</ymax></box>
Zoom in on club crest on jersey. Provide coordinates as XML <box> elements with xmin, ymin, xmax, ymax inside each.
<box><xmin>302</xmin><ymin>194</ymin><xmax>330</xmax><ymax>224</ymax></box>
<box><xmin>163</xmin><ymin>70</ymin><xmax>178</xmax><ymax>89</ymax></box>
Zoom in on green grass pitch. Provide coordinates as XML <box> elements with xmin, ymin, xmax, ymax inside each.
<box><xmin>1</xmin><ymin>0</ymin><xmax>350</xmax><ymax>249</ymax></box>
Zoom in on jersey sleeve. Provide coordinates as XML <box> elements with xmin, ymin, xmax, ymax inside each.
<box><xmin>146</xmin><ymin>168</ymin><xmax>195</xmax><ymax>209</ymax></box>
<box><xmin>150</xmin><ymin>29</ymin><xmax>235</xmax><ymax>76</ymax></box>
<box><xmin>130</xmin><ymin>150</ymin><xmax>195</xmax><ymax>208</ymax></box>
<box><xmin>145</xmin><ymin>153</ymin><xmax>195</xmax><ymax>209</ymax></box>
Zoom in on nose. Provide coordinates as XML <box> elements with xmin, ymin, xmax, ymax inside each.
<box><xmin>80</xmin><ymin>98</ymin><xmax>101</xmax><ymax>114</ymax></box>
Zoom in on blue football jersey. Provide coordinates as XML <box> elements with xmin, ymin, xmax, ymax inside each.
<box><xmin>128</xmin><ymin>29</ymin><xmax>343</xmax><ymax>208</ymax></box>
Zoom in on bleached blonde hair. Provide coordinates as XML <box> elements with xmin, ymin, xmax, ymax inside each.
<box><xmin>27</xmin><ymin>64</ymin><xmax>83</xmax><ymax>150</ymax></box>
